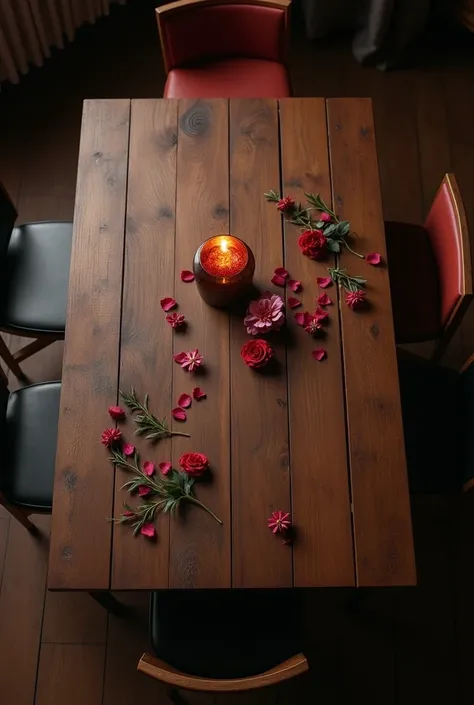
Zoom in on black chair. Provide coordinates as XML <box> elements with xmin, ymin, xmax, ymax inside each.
<box><xmin>398</xmin><ymin>352</ymin><xmax>474</xmax><ymax>494</ymax></box>
<box><xmin>0</xmin><ymin>181</ymin><xmax>72</xmax><ymax>379</ymax></box>
<box><xmin>0</xmin><ymin>376</ymin><xmax>60</xmax><ymax>530</ymax></box>
<box><xmin>138</xmin><ymin>589</ymin><xmax>309</xmax><ymax>692</ymax></box>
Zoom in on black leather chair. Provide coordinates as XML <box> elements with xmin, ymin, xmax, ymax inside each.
<box><xmin>0</xmin><ymin>181</ymin><xmax>72</xmax><ymax>379</ymax></box>
<box><xmin>138</xmin><ymin>589</ymin><xmax>309</xmax><ymax>693</ymax></box>
<box><xmin>398</xmin><ymin>353</ymin><xmax>474</xmax><ymax>493</ymax></box>
<box><xmin>0</xmin><ymin>376</ymin><xmax>60</xmax><ymax>530</ymax></box>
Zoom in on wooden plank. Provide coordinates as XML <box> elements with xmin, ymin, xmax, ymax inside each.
<box><xmin>48</xmin><ymin>99</ymin><xmax>131</xmax><ymax>590</ymax></box>
<box><xmin>279</xmin><ymin>98</ymin><xmax>354</xmax><ymax>587</ymax></box>
<box><xmin>35</xmin><ymin>644</ymin><xmax>106</xmax><ymax>705</ymax></box>
<box><xmin>0</xmin><ymin>516</ymin><xmax>50</xmax><ymax>705</ymax></box>
<box><xmin>326</xmin><ymin>98</ymin><xmax>416</xmax><ymax>587</ymax></box>
<box><xmin>41</xmin><ymin>591</ymin><xmax>107</xmax><ymax>644</ymax></box>
<box><xmin>229</xmin><ymin>99</ymin><xmax>292</xmax><ymax>588</ymax></box>
<box><xmin>170</xmin><ymin>99</ymin><xmax>231</xmax><ymax>588</ymax></box>
<box><xmin>112</xmin><ymin>99</ymin><xmax>177</xmax><ymax>589</ymax></box>
<box><xmin>0</xmin><ymin>518</ymin><xmax>10</xmax><ymax>590</ymax></box>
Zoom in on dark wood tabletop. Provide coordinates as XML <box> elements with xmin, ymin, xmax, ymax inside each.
<box><xmin>48</xmin><ymin>97</ymin><xmax>416</xmax><ymax>591</ymax></box>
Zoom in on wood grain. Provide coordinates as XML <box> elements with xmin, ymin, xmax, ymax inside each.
<box><xmin>112</xmin><ymin>99</ymin><xmax>177</xmax><ymax>589</ymax></box>
<box><xmin>169</xmin><ymin>99</ymin><xmax>231</xmax><ymax>588</ymax></box>
<box><xmin>279</xmin><ymin>98</ymin><xmax>354</xmax><ymax>587</ymax></box>
<box><xmin>48</xmin><ymin>99</ymin><xmax>130</xmax><ymax>590</ymax></box>
<box><xmin>229</xmin><ymin>99</ymin><xmax>292</xmax><ymax>587</ymax></box>
<box><xmin>0</xmin><ymin>518</ymin><xmax>8</xmax><ymax>584</ymax></box>
<box><xmin>326</xmin><ymin>98</ymin><xmax>416</xmax><ymax>587</ymax></box>
<box><xmin>41</xmin><ymin>591</ymin><xmax>108</xmax><ymax>644</ymax></box>
<box><xmin>35</xmin><ymin>644</ymin><xmax>106</xmax><ymax>705</ymax></box>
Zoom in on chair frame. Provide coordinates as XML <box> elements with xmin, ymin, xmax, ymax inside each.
<box><xmin>137</xmin><ymin>652</ymin><xmax>308</xmax><ymax>692</ymax></box>
<box><xmin>431</xmin><ymin>173</ymin><xmax>473</xmax><ymax>363</ymax></box>
<box><xmin>155</xmin><ymin>0</ymin><xmax>292</xmax><ymax>74</ymax></box>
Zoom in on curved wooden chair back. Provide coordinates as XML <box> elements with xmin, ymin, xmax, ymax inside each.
<box><xmin>156</xmin><ymin>0</ymin><xmax>291</xmax><ymax>73</ymax></box>
<box><xmin>137</xmin><ymin>652</ymin><xmax>309</xmax><ymax>692</ymax></box>
<box><xmin>426</xmin><ymin>174</ymin><xmax>473</xmax><ymax>361</ymax></box>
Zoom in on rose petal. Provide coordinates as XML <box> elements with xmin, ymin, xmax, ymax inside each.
<box><xmin>159</xmin><ymin>461</ymin><xmax>172</xmax><ymax>475</ymax></box>
<box><xmin>140</xmin><ymin>523</ymin><xmax>156</xmax><ymax>538</ymax></box>
<box><xmin>312</xmin><ymin>348</ymin><xmax>327</xmax><ymax>361</ymax></box>
<box><xmin>123</xmin><ymin>443</ymin><xmax>135</xmax><ymax>457</ymax></box>
<box><xmin>138</xmin><ymin>485</ymin><xmax>152</xmax><ymax>496</ymax></box>
<box><xmin>366</xmin><ymin>252</ymin><xmax>382</xmax><ymax>266</ymax></box>
<box><xmin>160</xmin><ymin>297</ymin><xmax>177</xmax><ymax>312</ymax></box>
<box><xmin>108</xmin><ymin>405</ymin><xmax>125</xmax><ymax>420</ymax></box>
<box><xmin>143</xmin><ymin>461</ymin><xmax>155</xmax><ymax>476</ymax></box>
<box><xmin>288</xmin><ymin>297</ymin><xmax>301</xmax><ymax>309</ymax></box>
<box><xmin>271</xmin><ymin>274</ymin><xmax>287</xmax><ymax>287</ymax></box>
<box><xmin>172</xmin><ymin>407</ymin><xmax>187</xmax><ymax>421</ymax></box>
<box><xmin>294</xmin><ymin>312</ymin><xmax>306</xmax><ymax>326</ymax></box>
<box><xmin>315</xmin><ymin>306</ymin><xmax>330</xmax><ymax>323</ymax></box>
<box><xmin>173</xmin><ymin>352</ymin><xmax>188</xmax><ymax>364</ymax></box>
<box><xmin>317</xmin><ymin>276</ymin><xmax>332</xmax><ymax>288</ymax></box>
<box><xmin>288</xmin><ymin>279</ymin><xmax>302</xmax><ymax>292</ymax></box>
<box><xmin>192</xmin><ymin>387</ymin><xmax>207</xmax><ymax>400</ymax></box>
<box><xmin>178</xmin><ymin>393</ymin><xmax>192</xmax><ymax>409</ymax></box>
<box><xmin>180</xmin><ymin>269</ymin><xmax>195</xmax><ymax>282</ymax></box>
<box><xmin>274</xmin><ymin>267</ymin><xmax>289</xmax><ymax>280</ymax></box>
<box><xmin>317</xmin><ymin>293</ymin><xmax>332</xmax><ymax>306</ymax></box>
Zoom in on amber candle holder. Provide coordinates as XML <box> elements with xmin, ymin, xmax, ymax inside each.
<box><xmin>193</xmin><ymin>235</ymin><xmax>255</xmax><ymax>307</ymax></box>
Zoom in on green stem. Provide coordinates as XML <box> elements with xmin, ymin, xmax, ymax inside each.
<box><xmin>343</xmin><ymin>239</ymin><xmax>364</xmax><ymax>259</ymax></box>
<box><xmin>186</xmin><ymin>496</ymin><xmax>223</xmax><ymax>525</ymax></box>
<box><xmin>170</xmin><ymin>430</ymin><xmax>191</xmax><ymax>438</ymax></box>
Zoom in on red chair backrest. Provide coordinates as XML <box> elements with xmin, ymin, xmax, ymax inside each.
<box><xmin>424</xmin><ymin>175</ymin><xmax>470</xmax><ymax>328</ymax></box>
<box><xmin>157</xmin><ymin>1</ymin><xmax>288</xmax><ymax>71</ymax></box>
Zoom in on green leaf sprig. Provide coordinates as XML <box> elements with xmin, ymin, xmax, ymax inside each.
<box><xmin>120</xmin><ymin>388</ymin><xmax>190</xmax><ymax>441</ymax></box>
<box><xmin>328</xmin><ymin>267</ymin><xmax>367</xmax><ymax>292</ymax></box>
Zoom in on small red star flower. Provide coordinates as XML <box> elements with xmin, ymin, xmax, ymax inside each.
<box><xmin>346</xmin><ymin>290</ymin><xmax>366</xmax><ymax>310</ymax></box>
<box><xmin>174</xmin><ymin>349</ymin><xmax>203</xmax><ymax>372</ymax></box>
<box><xmin>277</xmin><ymin>196</ymin><xmax>295</xmax><ymax>212</ymax></box>
<box><xmin>166</xmin><ymin>313</ymin><xmax>186</xmax><ymax>329</ymax></box>
<box><xmin>268</xmin><ymin>510</ymin><xmax>291</xmax><ymax>534</ymax></box>
<box><xmin>101</xmin><ymin>428</ymin><xmax>122</xmax><ymax>447</ymax></box>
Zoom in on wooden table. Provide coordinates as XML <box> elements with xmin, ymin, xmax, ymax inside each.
<box><xmin>48</xmin><ymin>98</ymin><xmax>416</xmax><ymax>592</ymax></box>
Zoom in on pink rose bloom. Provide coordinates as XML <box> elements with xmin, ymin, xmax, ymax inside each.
<box><xmin>244</xmin><ymin>292</ymin><xmax>285</xmax><ymax>336</ymax></box>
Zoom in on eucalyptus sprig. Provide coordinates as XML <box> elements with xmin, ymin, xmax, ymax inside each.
<box><xmin>328</xmin><ymin>267</ymin><xmax>367</xmax><ymax>292</ymax></box>
<box><xmin>120</xmin><ymin>388</ymin><xmax>190</xmax><ymax>441</ymax></box>
<box><xmin>110</xmin><ymin>447</ymin><xmax>222</xmax><ymax>534</ymax></box>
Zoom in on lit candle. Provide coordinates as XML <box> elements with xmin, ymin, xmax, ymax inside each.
<box><xmin>193</xmin><ymin>235</ymin><xmax>255</xmax><ymax>307</ymax></box>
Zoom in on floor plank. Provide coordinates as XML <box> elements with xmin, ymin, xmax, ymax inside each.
<box><xmin>0</xmin><ymin>518</ymin><xmax>10</xmax><ymax>586</ymax></box>
<box><xmin>35</xmin><ymin>644</ymin><xmax>106</xmax><ymax>705</ymax></box>
<box><xmin>41</xmin><ymin>591</ymin><xmax>108</xmax><ymax>644</ymax></box>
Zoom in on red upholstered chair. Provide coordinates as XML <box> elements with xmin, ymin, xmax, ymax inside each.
<box><xmin>385</xmin><ymin>174</ymin><xmax>473</xmax><ymax>361</ymax></box>
<box><xmin>156</xmin><ymin>0</ymin><xmax>292</xmax><ymax>98</ymax></box>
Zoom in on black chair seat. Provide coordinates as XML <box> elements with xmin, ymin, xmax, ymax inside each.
<box><xmin>150</xmin><ymin>589</ymin><xmax>305</xmax><ymax>679</ymax></box>
<box><xmin>0</xmin><ymin>381</ymin><xmax>61</xmax><ymax>509</ymax></box>
<box><xmin>0</xmin><ymin>222</ymin><xmax>73</xmax><ymax>333</ymax></box>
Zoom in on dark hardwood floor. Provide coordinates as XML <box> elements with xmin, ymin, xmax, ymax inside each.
<box><xmin>1</xmin><ymin>2</ymin><xmax>474</xmax><ymax>703</ymax></box>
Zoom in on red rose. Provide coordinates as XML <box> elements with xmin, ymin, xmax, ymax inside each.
<box><xmin>277</xmin><ymin>196</ymin><xmax>295</xmax><ymax>212</ymax></box>
<box><xmin>346</xmin><ymin>290</ymin><xmax>366</xmax><ymax>310</ymax></box>
<box><xmin>241</xmin><ymin>339</ymin><xmax>274</xmax><ymax>369</ymax></box>
<box><xmin>179</xmin><ymin>452</ymin><xmax>209</xmax><ymax>477</ymax></box>
<box><xmin>298</xmin><ymin>230</ymin><xmax>327</xmax><ymax>260</ymax></box>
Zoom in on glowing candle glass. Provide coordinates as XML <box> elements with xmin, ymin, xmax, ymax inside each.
<box><xmin>193</xmin><ymin>235</ymin><xmax>255</xmax><ymax>307</ymax></box>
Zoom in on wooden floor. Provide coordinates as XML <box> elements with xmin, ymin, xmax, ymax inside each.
<box><xmin>1</xmin><ymin>2</ymin><xmax>474</xmax><ymax>703</ymax></box>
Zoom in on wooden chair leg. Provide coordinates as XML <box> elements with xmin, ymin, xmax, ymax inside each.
<box><xmin>13</xmin><ymin>336</ymin><xmax>57</xmax><ymax>364</ymax></box>
<box><xmin>0</xmin><ymin>335</ymin><xmax>27</xmax><ymax>380</ymax></box>
<box><xmin>0</xmin><ymin>492</ymin><xmax>38</xmax><ymax>533</ymax></box>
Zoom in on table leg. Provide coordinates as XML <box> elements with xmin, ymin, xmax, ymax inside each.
<box><xmin>89</xmin><ymin>591</ymin><xmax>127</xmax><ymax>616</ymax></box>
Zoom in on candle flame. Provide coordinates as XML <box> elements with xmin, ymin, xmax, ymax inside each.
<box><xmin>220</xmin><ymin>238</ymin><xmax>229</xmax><ymax>253</ymax></box>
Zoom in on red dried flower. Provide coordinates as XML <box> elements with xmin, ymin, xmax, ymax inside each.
<box><xmin>101</xmin><ymin>428</ymin><xmax>122</xmax><ymax>447</ymax></box>
<box><xmin>192</xmin><ymin>387</ymin><xmax>206</xmax><ymax>401</ymax></box>
<box><xmin>123</xmin><ymin>443</ymin><xmax>135</xmax><ymax>457</ymax></box>
<box><xmin>174</xmin><ymin>349</ymin><xmax>203</xmax><ymax>372</ymax></box>
<box><xmin>346</xmin><ymin>290</ymin><xmax>366</xmax><ymax>310</ymax></box>
<box><xmin>159</xmin><ymin>461</ymin><xmax>172</xmax><ymax>475</ymax></box>
<box><xmin>172</xmin><ymin>407</ymin><xmax>187</xmax><ymax>421</ymax></box>
<box><xmin>366</xmin><ymin>252</ymin><xmax>382</xmax><ymax>266</ymax></box>
<box><xmin>268</xmin><ymin>510</ymin><xmax>291</xmax><ymax>534</ymax></box>
<box><xmin>298</xmin><ymin>230</ymin><xmax>327</xmax><ymax>260</ymax></box>
<box><xmin>140</xmin><ymin>523</ymin><xmax>156</xmax><ymax>538</ymax></box>
<box><xmin>160</xmin><ymin>297</ymin><xmax>177</xmax><ymax>312</ymax></box>
<box><xmin>138</xmin><ymin>485</ymin><xmax>152</xmax><ymax>497</ymax></box>
<box><xmin>320</xmin><ymin>212</ymin><xmax>332</xmax><ymax>223</ymax></box>
<box><xmin>108</xmin><ymin>405</ymin><xmax>125</xmax><ymax>420</ymax></box>
<box><xmin>122</xmin><ymin>509</ymin><xmax>135</xmax><ymax>519</ymax></box>
<box><xmin>317</xmin><ymin>276</ymin><xmax>332</xmax><ymax>288</ymax></box>
<box><xmin>294</xmin><ymin>312</ymin><xmax>323</xmax><ymax>336</ymax></box>
<box><xmin>143</xmin><ymin>461</ymin><xmax>155</xmax><ymax>476</ymax></box>
<box><xmin>166</xmin><ymin>313</ymin><xmax>186</xmax><ymax>329</ymax></box>
<box><xmin>317</xmin><ymin>293</ymin><xmax>332</xmax><ymax>306</ymax></box>
<box><xmin>312</xmin><ymin>348</ymin><xmax>327</xmax><ymax>361</ymax></box>
<box><xmin>277</xmin><ymin>196</ymin><xmax>295</xmax><ymax>212</ymax></box>
<box><xmin>180</xmin><ymin>269</ymin><xmax>195</xmax><ymax>282</ymax></box>
<box><xmin>288</xmin><ymin>297</ymin><xmax>301</xmax><ymax>309</ymax></box>
<box><xmin>288</xmin><ymin>279</ymin><xmax>302</xmax><ymax>292</ymax></box>
<box><xmin>179</xmin><ymin>452</ymin><xmax>209</xmax><ymax>477</ymax></box>
<box><xmin>240</xmin><ymin>339</ymin><xmax>274</xmax><ymax>369</ymax></box>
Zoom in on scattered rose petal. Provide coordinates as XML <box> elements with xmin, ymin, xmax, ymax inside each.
<box><xmin>192</xmin><ymin>387</ymin><xmax>207</xmax><ymax>401</ymax></box>
<box><xmin>294</xmin><ymin>312</ymin><xmax>307</xmax><ymax>327</ymax></box>
<box><xmin>317</xmin><ymin>276</ymin><xmax>332</xmax><ymax>288</ymax></box>
<box><xmin>320</xmin><ymin>212</ymin><xmax>333</xmax><ymax>223</ymax></box>
<box><xmin>274</xmin><ymin>267</ymin><xmax>289</xmax><ymax>280</ymax></box>
<box><xmin>312</xmin><ymin>348</ymin><xmax>327</xmax><ymax>361</ymax></box>
<box><xmin>271</xmin><ymin>273</ymin><xmax>287</xmax><ymax>287</ymax></box>
<box><xmin>315</xmin><ymin>306</ymin><xmax>330</xmax><ymax>323</ymax></box>
<box><xmin>317</xmin><ymin>293</ymin><xmax>332</xmax><ymax>306</ymax></box>
<box><xmin>346</xmin><ymin>290</ymin><xmax>366</xmax><ymax>310</ymax></box>
<box><xmin>123</xmin><ymin>443</ymin><xmax>135</xmax><ymax>457</ymax></box>
<box><xmin>173</xmin><ymin>349</ymin><xmax>203</xmax><ymax>372</ymax></box>
<box><xmin>101</xmin><ymin>428</ymin><xmax>122</xmax><ymax>447</ymax></box>
<box><xmin>138</xmin><ymin>485</ymin><xmax>152</xmax><ymax>496</ymax></box>
<box><xmin>268</xmin><ymin>510</ymin><xmax>291</xmax><ymax>534</ymax></box>
<box><xmin>288</xmin><ymin>297</ymin><xmax>301</xmax><ymax>309</ymax></box>
<box><xmin>108</xmin><ymin>405</ymin><xmax>125</xmax><ymax>420</ymax></box>
<box><xmin>140</xmin><ymin>523</ymin><xmax>156</xmax><ymax>538</ymax></box>
<box><xmin>178</xmin><ymin>393</ymin><xmax>192</xmax><ymax>409</ymax></box>
<box><xmin>143</xmin><ymin>461</ymin><xmax>155</xmax><ymax>476</ymax></box>
<box><xmin>180</xmin><ymin>269</ymin><xmax>195</xmax><ymax>282</ymax></box>
<box><xmin>159</xmin><ymin>461</ymin><xmax>172</xmax><ymax>475</ymax></box>
<box><xmin>288</xmin><ymin>279</ymin><xmax>302</xmax><ymax>292</ymax></box>
<box><xmin>173</xmin><ymin>352</ymin><xmax>188</xmax><ymax>364</ymax></box>
<box><xmin>160</xmin><ymin>297</ymin><xmax>177</xmax><ymax>312</ymax></box>
<box><xmin>366</xmin><ymin>252</ymin><xmax>382</xmax><ymax>266</ymax></box>
<box><xmin>172</xmin><ymin>407</ymin><xmax>187</xmax><ymax>421</ymax></box>
<box><xmin>166</xmin><ymin>313</ymin><xmax>186</xmax><ymax>329</ymax></box>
